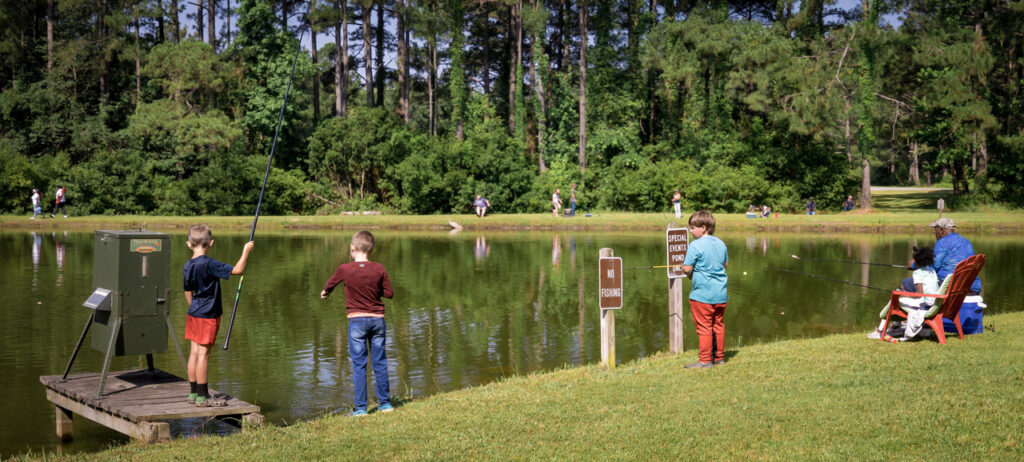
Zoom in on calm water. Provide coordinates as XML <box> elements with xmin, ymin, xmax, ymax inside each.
<box><xmin>2</xmin><ymin>229</ymin><xmax>1020</xmax><ymax>457</ymax></box>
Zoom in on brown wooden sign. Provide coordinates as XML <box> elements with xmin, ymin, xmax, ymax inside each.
<box><xmin>666</xmin><ymin>228</ymin><xmax>689</xmax><ymax>279</ymax></box>
<box><xmin>599</xmin><ymin>256</ymin><xmax>623</xmax><ymax>309</ymax></box>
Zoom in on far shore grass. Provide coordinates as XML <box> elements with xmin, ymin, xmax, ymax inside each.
<box><xmin>4</xmin><ymin>209</ymin><xmax>1024</xmax><ymax>234</ymax></box>
<box><xmin>43</xmin><ymin>311</ymin><xmax>1024</xmax><ymax>461</ymax></box>
<box><xmin>4</xmin><ymin>188</ymin><xmax>1022</xmax><ymax>234</ymax></box>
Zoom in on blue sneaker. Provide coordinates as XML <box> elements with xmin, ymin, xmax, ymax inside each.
<box><xmin>350</xmin><ymin>409</ymin><xmax>368</xmax><ymax>417</ymax></box>
<box><xmin>377</xmin><ymin>403</ymin><xmax>394</xmax><ymax>413</ymax></box>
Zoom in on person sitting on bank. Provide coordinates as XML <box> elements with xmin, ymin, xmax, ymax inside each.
<box><xmin>805</xmin><ymin>197</ymin><xmax>816</xmax><ymax>215</ymax></box>
<box><xmin>868</xmin><ymin>246</ymin><xmax>938</xmax><ymax>340</ymax></box>
<box><xmin>909</xmin><ymin>218</ymin><xmax>982</xmax><ymax>295</ymax></box>
<box><xmin>760</xmin><ymin>205</ymin><xmax>771</xmax><ymax>218</ymax></box>
<box><xmin>473</xmin><ymin>195</ymin><xmax>490</xmax><ymax>218</ymax></box>
<box><xmin>842</xmin><ymin>195</ymin><xmax>855</xmax><ymax>212</ymax></box>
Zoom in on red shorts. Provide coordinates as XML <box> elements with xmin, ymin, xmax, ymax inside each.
<box><xmin>185</xmin><ymin>315</ymin><xmax>221</xmax><ymax>345</ymax></box>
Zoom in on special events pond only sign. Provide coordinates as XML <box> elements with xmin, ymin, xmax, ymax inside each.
<box><xmin>666</xmin><ymin>228</ymin><xmax>689</xmax><ymax>279</ymax></box>
<box><xmin>599</xmin><ymin>256</ymin><xmax>623</xmax><ymax>309</ymax></box>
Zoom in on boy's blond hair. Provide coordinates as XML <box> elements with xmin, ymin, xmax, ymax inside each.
<box><xmin>688</xmin><ymin>210</ymin><xmax>716</xmax><ymax>235</ymax></box>
<box><xmin>351</xmin><ymin>231</ymin><xmax>375</xmax><ymax>254</ymax></box>
<box><xmin>188</xmin><ymin>224</ymin><xmax>214</xmax><ymax>248</ymax></box>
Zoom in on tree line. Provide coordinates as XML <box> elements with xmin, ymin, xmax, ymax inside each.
<box><xmin>1</xmin><ymin>0</ymin><xmax>1022</xmax><ymax>216</ymax></box>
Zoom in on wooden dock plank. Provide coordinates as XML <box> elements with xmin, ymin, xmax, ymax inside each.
<box><xmin>40</xmin><ymin>369</ymin><xmax>260</xmax><ymax>426</ymax></box>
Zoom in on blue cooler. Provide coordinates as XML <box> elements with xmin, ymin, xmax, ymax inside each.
<box><xmin>943</xmin><ymin>296</ymin><xmax>985</xmax><ymax>335</ymax></box>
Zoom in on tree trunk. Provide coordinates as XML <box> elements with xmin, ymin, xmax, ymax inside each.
<box><xmin>532</xmin><ymin>35</ymin><xmax>547</xmax><ymax>173</ymax></box>
<box><xmin>362</xmin><ymin>2</ymin><xmax>374</xmax><ymax>106</ymax></box>
<box><xmin>975</xmin><ymin>131</ymin><xmax>988</xmax><ymax>193</ymax></box>
<box><xmin>430</xmin><ymin>39</ymin><xmax>437</xmax><ymax>136</ymax></box>
<box><xmin>311</xmin><ymin>18</ymin><xmax>320</xmax><ymax>122</ymax></box>
<box><xmin>224</xmin><ymin>0</ymin><xmax>231</xmax><ymax>44</ymax></box>
<box><xmin>208</xmin><ymin>0</ymin><xmax>216</xmax><ymax>47</ymax></box>
<box><xmin>97</xmin><ymin>0</ymin><xmax>107</xmax><ymax>106</ymax></box>
<box><xmin>578</xmin><ymin>0</ymin><xmax>587</xmax><ymax>172</ymax></box>
<box><xmin>171</xmin><ymin>0</ymin><xmax>180</xmax><ymax>44</ymax></box>
<box><xmin>46</xmin><ymin>0</ymin><xmax>54</xmax><ymax>70</ymax></box>
<box><xmin>508</xmin><ymin>5</ymin><xmax>516</xmax><ymax>133</ymax></box>
<box><xmin>135</xmin><ymin>3</ymin><xmax>141</xmax><ymax>107</ymax></box>
<box><xmin>482</xmin><ymin>6</ymin><xmax>490</xmax><ymax>94</ymax></box>
<box><xmin>513</xmin><ymin>0</ymin><xmax>524</xmax><ymax>139</ymax></box>
<box><xmin>561</xmin><ymin>0</ymin><xmax>570</xmax><ymax>71</ymax></box>
<box><xmin>375</xmin><ymin>0</ymin><xmax>384</xmax><ymax>107</ymax></box>
<box><xmin>860</xmin><ymin>158</ymin><xmax>872</xmax><ymax>209</ymax></box>
<box><xmin>909</xmin><ymin>140</ymin><xmax>919</xmax><ymax>186</ymax></box>
<box><xmin>196</xmin><ymin>0</ymin><xmax>204</xmax><ymax>42</ymax></box>
<box><xmin>335</xmin><ymin>0</ymin><xmax>347</xmax><ymax>117</ymax></box>
<box><xmin>157</xmin><ymin>0</ymin><xmax>165</xmax><ymax>43</ymax></box>
<box><xmin>397</xmin><ymin>0</ymin><xmax>409</xmax><ymax>123</ymax></box>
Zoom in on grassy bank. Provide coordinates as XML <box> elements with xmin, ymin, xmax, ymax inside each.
<box><xmin>4</xmin><ymin>209</ymin><xmax>1024</xmax><ymax>234</ymax></box>
<box><xmin>47</xmin><ymin>311</ymin><xmax>1023</xmax><ymax>460</ymax></box>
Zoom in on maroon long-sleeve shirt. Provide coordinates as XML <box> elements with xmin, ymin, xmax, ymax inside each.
<box><xmin>323</xmin><ymin>261</ymin><xmax>394</xmax><ymax>316</ymax></box>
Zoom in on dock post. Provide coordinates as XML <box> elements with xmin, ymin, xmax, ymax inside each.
<box><xmin>55</xmin><ymin>406</ymin><xmax>73</xmax><ymax>442</ymax></box>
<box><xmin>669</xmin><ymin>277</ymin><xmax>684</xmax><ymax>354</ymax></box>
<box><xmin>599</xmin><ymin>248</ymin><xmax>616</xmax><ymax>369</ymax></box>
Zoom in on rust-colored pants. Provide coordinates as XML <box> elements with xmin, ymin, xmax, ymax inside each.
<box><xmin>690</xmin><ymin>300</ymin><xmax>726</xmax><ymax>363</ymax></box>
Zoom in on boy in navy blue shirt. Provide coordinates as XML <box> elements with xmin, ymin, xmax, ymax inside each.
<box><xmin>682</xmin><ymin>210</ymin><xmax>729</xmax><ymax>369</ymax></box>
<box><xmin>183</xmin><ymin>224</ymin><xmax>254</xmax><ymax>406</ymax></box>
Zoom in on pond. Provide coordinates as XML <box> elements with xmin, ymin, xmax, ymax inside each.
<box><xmin>2</xmin><ymin>229</ymin><xmax>1019</xmax><ymax>457</ymax></box>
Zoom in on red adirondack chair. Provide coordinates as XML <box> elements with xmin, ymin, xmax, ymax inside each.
<box><xmin>880</xmin><ymin>254</ymin><xmax>986</xmax><ymax>344</ymax></box>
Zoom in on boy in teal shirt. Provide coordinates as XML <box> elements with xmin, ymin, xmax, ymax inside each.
<box><xmin>682</xmin><ymin>210</ymin><xmax>729</xmax><ymax>369</ymax></box>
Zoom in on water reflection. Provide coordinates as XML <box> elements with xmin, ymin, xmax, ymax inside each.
<box><xmin>2</xmin><ymin>230</ymin><xmax>1019</xmax><ymax>458</ymax></box>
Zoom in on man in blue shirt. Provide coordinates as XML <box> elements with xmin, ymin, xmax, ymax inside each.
<box><xmin>904</xmin><ymin>218</ymin><xmax>981</xmax><ymax>294</ymax></box>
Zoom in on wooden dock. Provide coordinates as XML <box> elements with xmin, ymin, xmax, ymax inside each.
<box><xmin>40</xmin><ymin>369</ymin><xmax>263</xmax><ymax>444</ymax></box>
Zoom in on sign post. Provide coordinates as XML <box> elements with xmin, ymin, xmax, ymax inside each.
<box><xmin>666</xmin><ymin>226</ymin><xmax>689</xmax><ymax>354</ymax></box>
<box><xmin>937</xmin><ymin>198</ymin><xmax>945</xmax><ymax>218</ymax></box>
<box><xmin>598</xmin><ymin>248</ymin><xmax>622</xmax><ymax>368</ymax></box>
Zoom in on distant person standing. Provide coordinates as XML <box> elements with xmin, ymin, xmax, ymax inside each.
<box><xmin>842</xmin><ymin>195</ymin><xmax>855</xmax><ymax>212</ymax></box>
<box><xmin>552</xmin><ymin>188</ymin><xmax>562</xmax><ymax>217</ymax></box>
<box><xmin>569</xmin><ymin>184</ymin><xmax>577</xmax><ymax>217</ymax></box>
<box><xmin>51</xmin><ymin>186</ymin><xmax>67</xmax><ymax>218</ymax></box>
<box><xmin>31</xmin><ymin>189</ymin><xmax>42</xmax><ymax>219</ymax></box>
<box><xmin>672</xmin><ymin>190</ymin><xmax>682</xmax><ymax>219</ymax></box>
<box><xmin>805</xmin><ymin>197</ymin><xmax>816</xmax><ymax>215</ymax></box>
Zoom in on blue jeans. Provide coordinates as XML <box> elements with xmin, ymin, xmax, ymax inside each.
<box><xmin>348</xmin><ymin>317</ymin><xmax>389</xmax><ymax>411</ymax></box>
<box><xmin>570</xmin><ymin>200</ymin><xmax>576</xmax><ymax>216</ymax></box>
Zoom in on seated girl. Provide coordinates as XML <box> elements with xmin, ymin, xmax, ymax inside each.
<box><xmin>868</xmin><ymin>246</ymin><xmax>939</xmax><ymax>340</ymax></box>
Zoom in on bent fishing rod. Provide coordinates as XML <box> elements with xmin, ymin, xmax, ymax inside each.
<box><xmin>768</xmin><ymin>266</ymin><xmax>889</xmax><ymax>292</ymax></box>
<box><xmin>223</xmin><ymin>17</ymin><xmax>308</xmax><ymax>351</ymax></box>
<box><xmin>789</xmin><ymin>254</ymin><xmax>904</xmax><ymax>268</ymax></box>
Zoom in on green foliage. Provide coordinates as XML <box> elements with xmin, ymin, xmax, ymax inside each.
<box><xmin>0</xmin><ymin>148</ymin><xmax>38</xmax><ymax>212</ymax></box>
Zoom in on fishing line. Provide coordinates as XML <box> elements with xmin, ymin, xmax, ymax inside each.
<box><xmin>223</xmin><ymin>11</ymin><xmax>309</xmax><ymax>351</ymax></box>
<box><xmin>768</xmin><ymin>266</ymin><xmax>890</xmax><ymax>292</ymax></box>
<box><xmin>789</xmin><ymin>254</ymin><xmax>904</xmax><ymax>268</ymax></box>
<box><xmin>629</xmin><ymin>265</ymin><xmax>683</xmax><ymax>270</ymax></box>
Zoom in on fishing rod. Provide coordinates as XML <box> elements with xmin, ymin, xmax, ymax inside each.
<box><xmin>769</xmin><ymin>266</ymin><xmax>890</xmax><ymax>292</ymax></box>
<box><xmin>789</xmin><ymin>254</ymin><xmax>905</xmax><ymax>268</ymax></box>
<box><xmin>223</xmin><ymin>14</ymin><xmax>308</xmax><ymax>351</ymax></box>
<box><xmin>629</xmin><ymin>264</ymin><xmax>683</xmax><ymax>270</ymax></box>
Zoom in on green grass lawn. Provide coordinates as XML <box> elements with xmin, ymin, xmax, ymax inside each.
<box><xmin>870</xmin><ymin>188</ymin><xmax>953</xmax><ymax>212</ymax></box>
<box><xmin>43</xmin><ymin>311</ymin><xmax>1023</xmax><ymax>461</ymax></box>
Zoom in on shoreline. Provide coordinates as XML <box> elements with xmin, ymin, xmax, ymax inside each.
<box><xmin>3</xmin><ymin>211</ymin><xmax>1024</xmax><ymax>234</ymax></box>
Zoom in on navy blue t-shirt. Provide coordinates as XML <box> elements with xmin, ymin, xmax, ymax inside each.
<box><xmin>183</xmin><ymin>255</ymin><xmax>234</xmax><ymax>318</ymax></box>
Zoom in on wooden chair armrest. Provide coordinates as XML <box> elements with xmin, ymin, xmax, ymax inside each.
<box><xmin>890</xmin><ymin>291</ymin><xmax>948</xmax><ymax>299</ymax></box>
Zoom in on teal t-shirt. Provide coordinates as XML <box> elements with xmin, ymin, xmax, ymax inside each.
<box><xmin>683</xmin><ymin>235</ymin><xmax>728</xmax><ymax>304</ymax></box>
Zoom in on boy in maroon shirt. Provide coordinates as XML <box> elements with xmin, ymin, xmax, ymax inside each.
<box><xmin>321</xmin><ymin>231</ymin><xmax>394</xmax><ymax>416</ymax></box>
